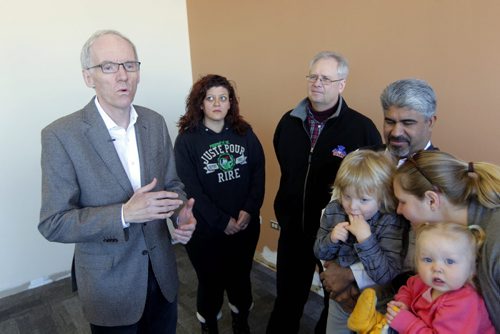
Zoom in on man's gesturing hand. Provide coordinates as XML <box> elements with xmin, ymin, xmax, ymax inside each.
<box><xmin>173</xmin><ymin>198</ymin><xmax>196</xmax><ymax>244</ymax></box>
<box><xmin>123</xmin><ymin>178</ymin><xmax>184</xmax><ymax>223</ymax></box>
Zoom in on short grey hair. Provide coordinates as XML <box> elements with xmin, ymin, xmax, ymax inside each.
<box><xmin>80</xmin><ymin>30</ymin><xmax>138</xmax><ymax>69</ymax></box>
<box><xmin>309</xmin><ymin>51</ymin><xmax>349</xmax><ymax>79</ymax></box>
<box><xmin>380</xmin><ymin>79</ymin><xmax>436</xmax><ymax>119</ymax></box>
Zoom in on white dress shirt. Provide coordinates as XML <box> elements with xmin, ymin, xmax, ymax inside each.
<box><xmin>95</xmin><ymin>98</ymin><xmax>141</xmax><ymax>228</ymax></box>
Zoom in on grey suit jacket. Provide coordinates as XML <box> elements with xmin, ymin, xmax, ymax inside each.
<box><xmin>39</xmin><ymin>98</ymin><xmax>185</xmax><ymax>326</ymax></box>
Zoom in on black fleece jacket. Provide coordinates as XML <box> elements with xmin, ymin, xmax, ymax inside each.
<box><xmin>273</xmin><ymin>97</ymin><xmax>382</xmax><ymax>241</ymax></box>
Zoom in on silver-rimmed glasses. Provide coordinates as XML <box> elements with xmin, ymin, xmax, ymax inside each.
<box><xmin>306</xmin><ymin>74</ymin><xmax>344</xmax><ymax>85</ymax></box>
<box><xmin>87</xmin><ymin>61</ymin><xmax>141</xmax><ymax>73</ymax></box>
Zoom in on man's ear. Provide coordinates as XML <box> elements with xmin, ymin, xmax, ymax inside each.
<box><xmin>427</xmin><ymin>115</ymin><xmax>437</xmax><ymax>129</ymax></box>
<box><xmin>82</xmin><ymin>69</ymin><xmax>95</xmax><ymax>88</ymax></box>
<box><xmin>424</xmin><ymin>190</ymin><xmax>440</xmax><ymax>211</ymax></box>
<box><xmin>337</xmin><ymin>79</ymin><xmax>347</xmax><ymax>94</ymax></box>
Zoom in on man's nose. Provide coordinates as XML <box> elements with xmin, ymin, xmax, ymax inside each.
<box><xmin>116</xmin><ymin>64</ymin><xmax>129</xmax><ymax>78</ymax></box>
<box><xmin>391</xmin><ymin>122</ymin><xmax>404</xmax><ymax>136</ymax></box>
<box><xmin>312</xmin><ymin>79</ymin><xmax>323</xmax><ymax>87</ymax></box>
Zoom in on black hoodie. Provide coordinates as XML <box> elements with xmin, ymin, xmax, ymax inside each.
<box><xmin>174</xmin><ymin>122</ymin><xmax>265</xmax><ymax>236</ymax></box>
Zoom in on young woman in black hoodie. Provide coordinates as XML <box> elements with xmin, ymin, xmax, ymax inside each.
<box><xmin>174</xmin><ymin>74</ymin><xmax>265</xmax><ymax>334</ymax></box>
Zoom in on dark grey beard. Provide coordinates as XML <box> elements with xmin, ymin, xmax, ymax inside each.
<box><xmin>388</xmin><ymin>145</ymin><xmax>410</xmax><ymax>159</ymax></box>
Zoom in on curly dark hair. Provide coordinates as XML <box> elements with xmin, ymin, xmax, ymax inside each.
<box><xmin>178</xmin><ymin>74</ymin><xmax>250</xmax><ymax>135</ymax></box>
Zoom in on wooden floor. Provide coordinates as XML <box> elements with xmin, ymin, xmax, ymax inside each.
<box><xmin>0</xmin><ymin>245</ymin><xmax>323</xmax><ymax>334</ymax></box>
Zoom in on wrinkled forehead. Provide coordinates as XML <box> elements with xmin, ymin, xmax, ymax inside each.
<box><xmin>384</xmin><ymin>106</ymin><xmax>427</xmax><ymax>122</ymax></box>
<box><xmin>309</xmin><ymin>58</ymin><xmax>339</xmax><ymax>76</ymax></box>
<box><xmin>91</xmin><ymin>34</ymin><xmax>137</xmax><ymax>63</ymax></box>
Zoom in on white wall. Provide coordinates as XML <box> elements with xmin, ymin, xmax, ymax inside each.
<box><xmin>0</xmin><ymin>0</ymin><xmax>192</xmax><ymax>297</ymax></box>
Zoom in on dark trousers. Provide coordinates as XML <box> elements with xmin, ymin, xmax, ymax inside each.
<box><xmin>186</xmin><ymin>222</ymin><xmax>260</xmax><ymax>325</ymax></box>
<box><xmin>266</xmin><ymin>232</ymin><xmax>327</xmax><ymax>334</ymax></box>
<box><xmin>90</xmin><ymin>261</ymin><xmax>177</xmax><ymax>334</ymax></box>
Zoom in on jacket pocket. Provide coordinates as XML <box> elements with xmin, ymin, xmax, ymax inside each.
<box><xmin>76</xmin><ymin>252</ymin><xmax>113</xmax><ymax>270</ymax></box>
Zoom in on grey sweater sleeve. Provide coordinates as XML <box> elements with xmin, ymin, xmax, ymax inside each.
<box><xmin>355</xmin><ymin>213</ymin><xmax>406</xmax><ymax>284</ymax></box>
<box><xmin>314</xmin><ymin>200</ymin><xmax>347</xmax><ymax>260</ymax></box>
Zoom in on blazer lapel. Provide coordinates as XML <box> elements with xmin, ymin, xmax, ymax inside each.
<box><xmin>82</xmin><ymin>99</ymin><xmax>134</xmax><ymax>196</ymax></box>
<box><xmin>134</xmin><ymin>109</ymin><xmax>151</xmax><ymax>189</ymax></box>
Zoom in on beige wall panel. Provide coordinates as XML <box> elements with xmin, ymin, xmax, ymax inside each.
<box><xmin>186</xmin><ymin>0</ymin><xmax>500</xmax><ymax>258</ymax></box>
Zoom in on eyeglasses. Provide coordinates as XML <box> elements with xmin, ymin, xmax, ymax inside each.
<box><xmin>407</xmin><ymin>154</ymin><xmax>439</xmax><ymax>191</ymax></box>
<box><xmin>306</xmin><ymin>74</ymin><xmax>344</xmax><ymax>85</ymax></box>
<box><xmin>87</xmin><ymin>61</ymin><xmax>141</xmax><ymax>73</ymax></box>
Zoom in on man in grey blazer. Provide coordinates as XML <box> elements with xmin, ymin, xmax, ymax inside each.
<box><xmin>39</xmin><ymin>30</ymin><xmax>196</xmax><ymax>333</ymax></box>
